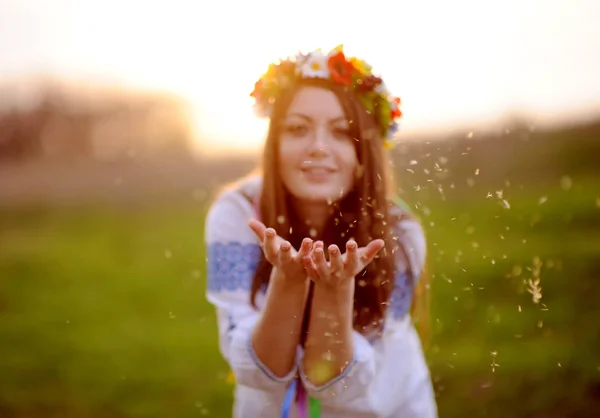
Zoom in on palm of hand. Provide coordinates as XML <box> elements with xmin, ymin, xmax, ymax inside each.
<box><xmin>304</xmin><ymin>239</ymin><xmax>385</xmax><ymax>288</ymax></box>
<box><xmin>249</xmin><ymin>219</ymin><xmax>384</xmax><ymax>288</ymax></box>
<box><xmin>248</xmin><ymin>219</ymin><xmax>313</xmax><ymax>281</ymax></box>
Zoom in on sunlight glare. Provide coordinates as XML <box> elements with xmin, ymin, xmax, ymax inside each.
<box><xmin>28</xmin><ymin>0</ymin><xmax>599</xmax><ymax>154</ymax></box>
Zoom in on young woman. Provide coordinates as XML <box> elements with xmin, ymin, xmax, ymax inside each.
<box><xmin>205</xmin><ymin>46</ymin><xmax>437</xmax><ymax>418</ymax></box>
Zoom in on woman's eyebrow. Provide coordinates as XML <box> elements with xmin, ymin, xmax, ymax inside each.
<box><xmin>285</xmin><ymin>113</ymin><xmax>312</xmax><ymax>122</ymax></box>
<box><xmin>285</xmin><ymin>114</ymin><xmax>347</xmax><ymax>124</ymax></box>
<box><xmin>330</xmin><ymin>117</ymin><xmax>347</xmax><ymax>124</ymax></box>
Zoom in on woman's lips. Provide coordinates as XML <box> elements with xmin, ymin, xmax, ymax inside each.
<box><xmin>300</xmin><ymin>167</ymin><xmax>336</xmax><ymax>181</ymax></box>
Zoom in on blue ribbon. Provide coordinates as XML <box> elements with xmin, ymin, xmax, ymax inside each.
<box><xmin>281</xmin><ymin>378</ymin><xmax>297</xmax><ymax>418</ymax></box>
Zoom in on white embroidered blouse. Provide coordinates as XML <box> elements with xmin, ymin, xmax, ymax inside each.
<box><xmin>205</xmin><ymin>175</ymin><xmax>438</xmax><ymax>418</ymax></box>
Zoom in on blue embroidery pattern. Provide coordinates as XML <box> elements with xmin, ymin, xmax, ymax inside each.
<box><xmin>207</xmin><ymin>242</ymin><xmax>262</xmax><ymax>292</ymax></box>
<box><xmin>389</xmin><ymin>271</ymin><xmax>414</xmax><ymax>319</ymax></box>
<box><xmin>207</xmin><ymin>242</ymin><xmax>416</xmax><ymax>318</ymax></box>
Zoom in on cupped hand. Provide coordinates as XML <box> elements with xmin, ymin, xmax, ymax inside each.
<box><xmin>248</xmin><ymin>219</ymin><xmax>313</xmax><ymax>281</ymax></box>
<box><xmin>303</xmin><ymin>239</ymin><xmax>385</xmax><ymax>289</ymax></box>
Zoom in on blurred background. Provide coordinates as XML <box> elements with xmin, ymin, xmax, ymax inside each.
<box><xmin>1</xmin><ymin>0</ymin><xmax>599</xmax><ymax>417</ymax></box>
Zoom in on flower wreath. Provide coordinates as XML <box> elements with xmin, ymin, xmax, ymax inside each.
<box><xmin>250</xmin><ymin>45</ymin><xmax>402</xmax><ymax>149</ymax></box>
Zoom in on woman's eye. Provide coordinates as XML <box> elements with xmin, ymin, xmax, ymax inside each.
<box><xmin>333</xmin><ymin>128</ymin><xmax>352</xmax><ymax>139</ymax></box>
<box><xmin>284</xmin><ymin>125</ymin><xmax>309</xmax><ymax>136</ymax></box>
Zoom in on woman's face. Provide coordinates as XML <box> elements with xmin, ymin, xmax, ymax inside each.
<box><xmin>278</xmin><ymin>86</ymin><xmax>358</xmax><ymax>204</ymax></box>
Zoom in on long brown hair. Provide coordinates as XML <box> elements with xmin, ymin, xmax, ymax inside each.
<box><xmin>249</xmin><ymin>78</ymin><xmax>428</xmax><ymax>338</ymax></box>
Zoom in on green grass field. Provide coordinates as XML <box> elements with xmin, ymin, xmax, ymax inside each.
<box><xmin>1</xmin><ymin>137</ymin><xmax>599</xmax><ymax>418</ymax></box>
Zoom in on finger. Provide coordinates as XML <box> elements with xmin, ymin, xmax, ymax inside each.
<box><xmin>264</xmin><ymin>228</ymin><xmax>279</xmax><ymax>261</ymax></box>
<box><xmin>313</xmin><ymin>240</ymin><xmax>325</xmax><ymax>252</ymax></box>
<box><xmin>363</xmin><ymin>239</ymin><xmax>385</xmax><ymax>262</ymax></box>
<box><xmin>278</xmin><ymin>240</ymin><xmax>293</xmax><ymax>264</ymax></box>
<box><xmin>248</xmin><ymin>219</ymin><xmax>267</xmax><ymax>242</ymax></box>
<box><xmin>360</xmin><ymin>239</ymin><xmax>386</xmax><ymax>263</ymax></box>
<box><xmin>328</xmin><ymin>245</ymin><xmax>344</xmax><ymax>277</ymax></box>
<box><xmin>312</xmin><ymin>245</ymin><xmax>329</xmax><ymax>277</ymax></box>
<box><xmin>344</xmin><ymin>240</ymin><xmax>359</xmax><ymax>273</ymax></box>
<box><xmin>297</xmin><ymin>237</ymin><xmax>314</xmax><ymax>258</ymax></box>
<box><xmin>303</xmin><ymin>255</ymin><xmax>319</xmax><ymax>281</ymax></box>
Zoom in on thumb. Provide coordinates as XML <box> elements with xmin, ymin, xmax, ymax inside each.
<box><xmin>360</xmin><ymin>239</ymin><xmax>385</xmax><ymax>263</ymax></box>
<box><xmin>248</xmin><ymin>218</ymin><xmax>266</xmax><ymax>242</ymax></box>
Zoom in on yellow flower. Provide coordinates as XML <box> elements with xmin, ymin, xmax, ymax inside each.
<box><xmin>331</xmin><ymin>44</ymin><xmax>344</xmax><ymax>53</ymax></box>
<box><xmin>350</xmin><ymin>57</ymin><xmax>370</xmax><ymax>75</ymax></box>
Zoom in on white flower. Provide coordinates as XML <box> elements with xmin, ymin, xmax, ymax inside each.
<box><xmin>389</xmin><ymin>97</ymin><xmax>399</xmax><ymax>112</ymax></box>
<box><xmin>294</xmin><ymin>52</ymin><xmax>308</xmax><ymax>66</ymax></box>
<box><xmin>375</xmin><ymin>80</ymin><xmax>389</xmax><ymax>97</ymax></box>
<box><xmin>299</xmin><ymin>50</ymin><xmax>330</xmax><ymax>79</ymax></box>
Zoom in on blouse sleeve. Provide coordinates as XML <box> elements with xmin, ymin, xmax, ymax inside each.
<box><xmin>205</xmin><ymin>190</ymin><xmax>298</xmax><ymax>391</ymax></box>
<box><xmin>296</xmin><ymin>217</ymin><xmax>437</xmax><ymax>417</ymax></box>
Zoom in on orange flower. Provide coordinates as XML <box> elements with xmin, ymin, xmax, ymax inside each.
<box><xmin>390</xmin><ymin>97</ymin><xmax>402</xmax><ymax>119</ymax></box>
<box><xmin>250</xmin><ymin>79</ymin><xmax>266</xmax><ymax>98</ymax></box>
<box><xmin>277</xmin><ymin>60</ymin><xmax>297</xmax><ymax>77</ymax></box>
<box><xmin>327</xmin><ymin>51</ymin><xmax>355</xmax><ymax>86</ymax></box>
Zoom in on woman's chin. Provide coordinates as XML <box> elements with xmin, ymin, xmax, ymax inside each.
<box><xmin>294</xmin><ymin>187</ymin><xmax>349</xmax><ymax>204</ymax></box>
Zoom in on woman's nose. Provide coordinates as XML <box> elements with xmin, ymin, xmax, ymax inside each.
<box><xmin>307</xmin><ymin>127</ymin><xmax>329</xmax><ymax>156</ymax></box>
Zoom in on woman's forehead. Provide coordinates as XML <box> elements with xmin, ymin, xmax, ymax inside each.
<box><xmin>285</xmin><ymin>86</ymin><xmax>345</xmax><ymax>121</ymax></box>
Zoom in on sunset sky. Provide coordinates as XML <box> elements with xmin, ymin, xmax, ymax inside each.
<box><xmin>1</xmin><ymin>0</ymin><xmax>599</xmax><ymax>154</ymax></box>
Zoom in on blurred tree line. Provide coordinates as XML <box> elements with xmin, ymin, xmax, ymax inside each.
<box><xmin>0</xmin><ymin>79</ymin><xmax>194</xmax><ymax>163</ymax></box>
<box><xmin>391</xmin><ymin>117</ymin><xmax>600</xmax><ymax>193</ymax></box>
